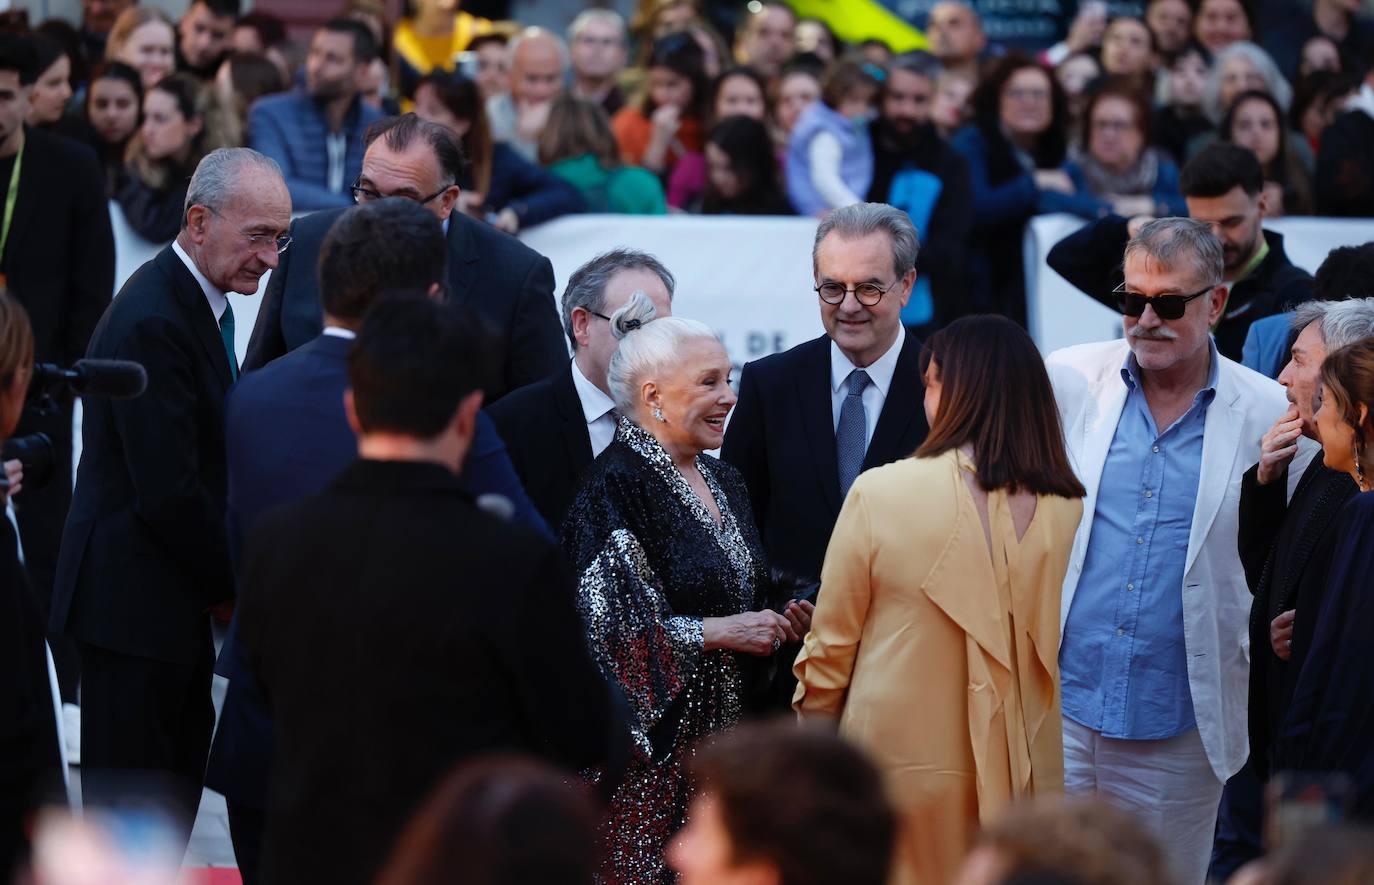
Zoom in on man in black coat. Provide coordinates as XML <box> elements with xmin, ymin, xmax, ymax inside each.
<box><xmin>0</xmin><ymin>35</ymin><xmax>114</xmax><ymax>696</ymax></box>
<box><xmin>1315</xmin><ymin>78</ymin><xmax>1374</xmax><ymax>218</ymax></box>
<box><xmin>866</xmin><ymin>51</ymin><xmax>973</xmax><ymax>330</ymax></box>
<box><xmin>1208</xmin><ymin>297</ymin><xmax>1373</xmax><ymax>881</ymax></box>
<box><xmin>1047</xmin><ymin>142</ymin><xmax>1312</xmax><ymax>362</ymax></box>
<box><xmin>50</xmin><ymin>148</ymin><xmax>291</xmax><ymax>835</ymax></box>
<box><xmin>723</xmin><ymin>202</ymin><xmax>930</xmax><ymax>586</ymax></box>
<box><xmin>236</xmin><ymin>295</ymin><xmax>620</xmax><ymax>885</ymax></box>
<box><xmin>244</xmin><ymin>113</ymin><xmax>566</xmax><ymax>400</ymax></box>
<box><xmin>488</xmin><ymin>248</ymin><xmax>675</xmax><ymax>531</ymax></box>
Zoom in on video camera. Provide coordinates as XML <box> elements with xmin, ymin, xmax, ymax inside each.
<box><xmin>1</xmin><ymin>359</ymin><xmax>147</xmax><ymax>495</ymax></box>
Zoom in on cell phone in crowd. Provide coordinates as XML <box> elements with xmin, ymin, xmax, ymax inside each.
<box><xmin>1265</xmin><ymin>770</ymin><xmax>1356</xmax><ymax>850</ymax></box>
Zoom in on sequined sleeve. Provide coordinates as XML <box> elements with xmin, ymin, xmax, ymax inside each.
<box><xmin>575</xmin><ymin>527</ymin><xmax>705</xmax><ymax>760</ymax></box>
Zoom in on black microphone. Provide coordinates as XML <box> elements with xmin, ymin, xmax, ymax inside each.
<box><xmin>31</xmin><ymin>360</ymin><xmax>148</xmax><ymax>399</ymax></box>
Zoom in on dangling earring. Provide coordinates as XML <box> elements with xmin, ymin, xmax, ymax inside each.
<box><xmin>1356</xmin><ymin>450</ymin><xmax>1368</xmax><ymax>491</ymax></box>
<box><xmin>653</xmin><ymin>406</ymin><xmax>666</xmax><ymax>423</ymax></box>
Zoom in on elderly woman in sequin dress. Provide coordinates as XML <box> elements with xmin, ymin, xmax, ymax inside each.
<box><xmin>561</xmin><ymin>292</ymin><xmax>813</xmax><ymax>884</ymax></box>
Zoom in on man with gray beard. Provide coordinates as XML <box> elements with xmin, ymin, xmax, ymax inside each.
<box><xmin>1044</xmin><ymin>218</ymin><xmax>1309</xmax><ymax>885</ymax></box>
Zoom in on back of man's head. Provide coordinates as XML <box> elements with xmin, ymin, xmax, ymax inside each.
<box><xmin>319</xmin><ymin>16</ymin><xmax>378</xmax><ymax>64</ymax></box>
<box><xmin>319</xmin><ymin>199</ymin><xmax>447</xmax><ymax>325</ymax></box>
<box><xmin>0</xmin><ymin>32</ymin><xmax>39</xmax><ymax>86</ymax></box>
<box><xmin>1180</xmin><ymin>141</ymin><xmax>1263</xmax><ymax>199</ymax></box>
<box><xmin>1315</xmin><ymin>242</ymin><xmax>1374</xmax><ymax>301</ymax></box>
<box><xmin>348</xmin><ymin>297</ymin><xmax>490</xmax><ymax>440</ymax></box>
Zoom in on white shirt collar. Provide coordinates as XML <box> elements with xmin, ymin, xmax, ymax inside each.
<box><xmin>172</xmin><ymin>240</ymin><xmax>228</xmax><ymax>322</ymax></box>
<box><xmin>830</xmin><ymin>325</ymin><xmax>905</xmax><ymax>398</ymax></box>
<box><xmin>322</xmin><ymin>326</ymin><xmax>357</xmax><ymax>340</ymax></box>
<box><xmin>570</xmin><ymin>358</ymin><xmax>616</xmax><ymax>426</ymax></box>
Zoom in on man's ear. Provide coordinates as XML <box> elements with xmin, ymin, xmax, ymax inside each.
<box><xmin>184</xmin><ymin>204</ymin><xmax>212</xmax><ymax>245</ymax></box>
<box><xmin>344</xmin><ymin>389</ymin><xmax>362</xmax><ymax>436</ymax></box>
<box><xmin>451</xmin><ymin>388</ymin><xmax>485</xmax><ymax>440</ymax></box>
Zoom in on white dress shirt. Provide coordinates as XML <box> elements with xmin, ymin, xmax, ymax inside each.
<box><xmin>321</xmin><ymin>326</ymin><xmax>356</xmax><ymax>340</ymax></box>
<box><xmin>829</xmin><ymin>325</ymin><xmax>905</xmax><ymax>451</ymax></box>
<box><xmin>172</xmin><ymin>240</ymin><xmax>228</xmax><ymax>323</ymax></box>
<box><xmin>571</xmin><ymin>358</ymin><xmax>617</xmax><ymax>457</ymax></box>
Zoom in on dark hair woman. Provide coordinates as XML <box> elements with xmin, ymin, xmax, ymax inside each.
<box><xmin>950</xmin><ymin>53</ymin><xmax>1076</xmax><ymax>326</ymax></box>
<box><xmin>538</xmin><ymin>94</ymin><xmax>666</xmax><ymax>214</ymax></box>
<box><xmin>795</xmin><ymin>314</ymin><xmax>1084</xmax><ymax>885</ymax></box>
<box><xmin>376</xmin><ymin>756</ymin><xmax>600</xmax><ymax>885</ymax></box>
<box><xmin>1222</xmin><ymin>89</ymin><xmax>1314</xmax><ymax>216</ymax></box>
<box><xmin>26</xmin><ymin>32</ymin><xmax>73</xmax><ymax>129</ymax></box>
<box><xmin>611</xmin><ymin>32</ymin><xmax>710</xmax><ymax>179</ymax></box>
<box><xmin>83</xmin><ymin>61</ymin><xmax>143</xmax><ymax>195</ymax></box>
<box><xmin>215</xmin><ymin>51</ymin><xmax>286</xmax><ymax>144</ymax></box>
<box><xmin>1273</xmin><ymin>339</ymin><xmax>1374</xmax><ymax>818</ymax></box>
<box><xmin>413</xmin><ymin>70</ymin><xmax>584</xmax><ymax>233</ymax></box>
<box><xmin>115</xmin><ymin>73</ymin><xmax>231</xmax><ymax>242</ymax></box>
<box><xmin>1063</xmin><ymin>77</ymin><xmax>1187</xmax><ymax>219</ymax></box>
<box><xmin>700</xmin><ymin>115</ymin><xmax>790</xmax><ymax>215</ymax></box>
<box><xmin>667</xmin><ymin>65</ymin><xmax>773</xmax><ymax>210</ymax></box>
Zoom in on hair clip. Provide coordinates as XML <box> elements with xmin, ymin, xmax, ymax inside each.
<box><xmin>622</xmin><ymin>319</ymin><xmax>642</xmax><ymax>331</ymax></box>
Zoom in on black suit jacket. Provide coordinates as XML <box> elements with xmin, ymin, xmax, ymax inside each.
<box><xmin>486</xmin><ymin>362</ymin><xmax>591</xmax><ymax>531</ymax></box>
<box><xmin>243</xmin><ymin>207</ymin><xmax>566</xmax><ymax>398</ymax></box>
<box><xmin>1239</xmin><ymin>455</ymin><xmax>1358</xmax><ymax>779</ymax></box>
<box><xmin>1046</xmin><ymin>216</ymin><xmax>1313</xmax><ymax>361</ymax></box>
<box><xmin>5</xmin><ymin>126</ymin><xmax>114</xmax><ymax>368</ymax></box>
<box><xmin>721</xmin><ymin>333</ymin><xmax>930</xmax><ymax>581</ymax></box>
<box><xmin>236</xmin><ymin>458</ymin><xmax>619</xmax><ymax>885</ymax></box>
<box><xmin>50</xmin><ymin>246</ymin><xmax>234</xmax><ymax>665</ymax></box>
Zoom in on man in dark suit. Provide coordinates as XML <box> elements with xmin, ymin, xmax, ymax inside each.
<box><xmin>244</xmin><ymin>113</ymin><xmax>566</xmax><ymax>399</ymax></box>
<box><xmin>236</xmin><ymin>295</ymin><xmax>619</xmax><ymax>885</ymax></box>
<box><xmin>1209</xmin><ymin>296</ymin><xmax>1374</xmax><ymax>881</ymax></box>
<box><xmin>0</xmin><ymin>34</ymin><xmax>114</xmax><ymax>699</ymax></box>
<box><xmin>722</xmin><ymin>202</ymin><xmax>930</xmax><ymax>585</ymax></box>
<box><xmin>206</xmin><ymin>197</ymin><xmax>547</xmax><ymax>884</ymax></box>
<box><xmin>488</xmin><ymin>248</ymin><xmax>674</xmax><ymax>531</ymax></box>
<box><xmin>50</xmin><ymin>148</ymin><xmax>290</xmax><ymax>835</ymax></box>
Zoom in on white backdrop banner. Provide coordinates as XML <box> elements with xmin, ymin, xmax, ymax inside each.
<box><xmin>108</xmin><ymin>205</ymin><xmax>1374</xmax><ymax>367</ymax></box>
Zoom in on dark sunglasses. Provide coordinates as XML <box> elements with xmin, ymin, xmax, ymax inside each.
<box><xmin>1114</xmin><ymin>283</ymin><xmax>1213</xmax><ymax>320</ymax></box>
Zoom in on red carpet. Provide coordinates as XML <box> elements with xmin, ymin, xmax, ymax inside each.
<box><xmin>185</xmin><ymin>869</ymin><xmax>242</xmax><ymax>885</ymax></box>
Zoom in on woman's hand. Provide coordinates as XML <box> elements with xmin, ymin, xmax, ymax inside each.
<box><xmin>702</xmin><ymin>610</ymin><xmax>791</xmax><ymax>656</ymax></box>
<box><xmin>2</xmin><ymin>458</ymin><xmax>21</xmax><ymax>500</ymax></box>
<box><xmin>1033</xmin><ymin>169</ymin><xmax>1074</xmax><ymax>195</ymax></box>
<box><xmin>783</xmin><ymin>599</ymin><xmax>814</xmax><ymax>641</ymax></box>
<box><xmin>1271</xmin><ymin>610</ymin><xmax>1295</xmax><ymax>661</ymax></box>
<box><xmin>650</xmin><ymin>103</ymin><xmax>682</xmax><ymax>143</ymax></box>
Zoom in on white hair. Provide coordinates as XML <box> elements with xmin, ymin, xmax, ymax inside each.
<box><xmin>1204</xmin><ymin>41</ymin><xmax>1291</xmax><ymax>122</ymax></box>
<box><xmin>568</xmin><ymin>9</ymin><xmax>626</xmax><ymax>42</ymax></box>
<box><xmin>183</xmin><ymin>148</ymin><xmax>283</xmax><ymax>227</ymax></box>
<box><xmin>1291</xmin><ymin>297</ymin><xmax>1374</xmax><ymax>351</ymax></box>
<box><xmin>605</xmin><ymin>291</ymin><xmax>718</xmax><ymax>415</ymax></box>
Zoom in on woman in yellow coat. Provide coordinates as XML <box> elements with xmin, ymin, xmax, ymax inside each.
<box><xmin>794</xmin><ymin>315</ymin><xmax>1086</xmax><ymax>885</ymax></box>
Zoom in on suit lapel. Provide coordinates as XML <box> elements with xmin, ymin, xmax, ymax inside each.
<box><xmin>444</xmin><ymin>212</ymin><xmax>481</xmax><ymax>307</ymax></box>
<box><xmin>864</xmin><ymin>333</ymin><xmax>924</xmax><ymax>468</ymax></box>
<box><xmin>797</xmin><ymin>336</ymin><xmax>842</xmax><ymax>515</ymax></box>
<box><xmin>553</xmin><ymin>365</ymin><xmax>595</xmax><ymax>471</ymax></box>
<box><xmin>160</xmin><ymin>248</ymin><xmax>233</xmax><ymax>392</ymax></box>
<box><xmin>1185</xmin><ymin>375</ymin><xmax>1243</xmax><ymax>575</ymax></box>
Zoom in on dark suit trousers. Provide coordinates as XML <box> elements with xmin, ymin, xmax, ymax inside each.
<box><xmin>77</xmin><ymin>637</ymin><xmax>215</xmax><ymax>843</ymax></box>
<box><xmin>227</xmin><ymin>800</ymin><xmax>265</xmax><ymax>885</ymax></box>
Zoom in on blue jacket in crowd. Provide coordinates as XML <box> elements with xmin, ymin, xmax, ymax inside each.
<box><xmin>248</xmin><ymin>90</ymin><xmax>385</xmax><ymax>211</ymax></box>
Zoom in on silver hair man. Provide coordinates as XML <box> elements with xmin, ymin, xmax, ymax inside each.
<box><xmin>183</xmin><ymin>147</ymin><xmax>284</xmax><ymax>228</ymax></box>
<box><xmin>1123</xmin><ymin>216</ymin><xmax>1225</xmax><ymax>289</ymax></box>
<box><xmin>812</xmin><ymin>202</ymin><xmax>921</xmax><ymax>280</ymax></box>
<box><xmin>561</xmin><ymin>248</ymin><xmax>676</xmax><ymax>351</ymax></box>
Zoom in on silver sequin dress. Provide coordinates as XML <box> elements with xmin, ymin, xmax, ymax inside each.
<box><xmin>561</xmin><ymin>417</ymin><xmax>770</xmax><ymax>884</ymax></box>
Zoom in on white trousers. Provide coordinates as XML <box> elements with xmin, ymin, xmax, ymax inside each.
<box><xmin>1063</xmin><ymin>717</ymin><xmax>1225</xmax><ymax>885</ymax></box>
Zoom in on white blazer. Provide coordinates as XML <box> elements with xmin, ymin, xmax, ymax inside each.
<box><xmin>1046</xmin><ymin>339</ymin><xmax>1313</xmax><ymax>782</ymax></box>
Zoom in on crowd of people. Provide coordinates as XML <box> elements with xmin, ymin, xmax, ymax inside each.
<box><xmin>1</xmin><ymin>0</ymin><xmax>1374</xmax><ymax>884</ymax></box>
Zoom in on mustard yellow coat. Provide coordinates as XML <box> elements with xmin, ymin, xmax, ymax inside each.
<box><xmin>793</xmin><ymin>450</ymin><xmax>1082</xmax><ymax>884</ymax></box>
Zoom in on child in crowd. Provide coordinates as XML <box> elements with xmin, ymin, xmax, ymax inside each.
<box><xmin>784</xmin><ymin>60</ymin><xmax>880</xmax><ymax>216</ymax></box>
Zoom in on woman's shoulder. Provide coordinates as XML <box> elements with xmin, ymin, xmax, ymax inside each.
<box><xmin>850</xmin><ymin>452</ymin><xmax>959</xmax><ymax>501</ymax></box>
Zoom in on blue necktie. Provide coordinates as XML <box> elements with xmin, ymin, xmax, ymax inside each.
<box><xmin>836</xmin><ymin>369</ymin><xmax>870</xmax><ymax>499</ymax></box>
<box><xmin>219</xmin><ymin>302</ymin><xmax>238</xmax><ymax>382</ymax></box>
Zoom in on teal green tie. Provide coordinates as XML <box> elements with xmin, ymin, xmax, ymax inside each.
<box><xmin>219</xmin><ymin>302</ymin><xmax>238</xmax><ymax>382</ymax></box>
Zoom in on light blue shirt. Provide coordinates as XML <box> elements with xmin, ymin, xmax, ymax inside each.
<box><xmin>1060</xmin><ymin>341</ymin><xmax>1219</xmax><ymax>740</ymax></box>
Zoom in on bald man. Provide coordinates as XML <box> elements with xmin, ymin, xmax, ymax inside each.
<box><xmin>486</xmin><ymin>27</ymin><xmax>566</xmax><ymax>161</ymax></box>
<box><xmin>927</xmin><ymin>2</ymin><xmax>986</xmax><ymax>82</ymax></box>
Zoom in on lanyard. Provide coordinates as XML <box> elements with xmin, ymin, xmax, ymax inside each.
<box><xmin>0</xmin><ymin>142</ymin><xmax>23</xmax><ymax>262</ymax></box>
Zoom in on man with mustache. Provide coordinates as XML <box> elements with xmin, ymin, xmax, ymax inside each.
<box><xmin>1045</xmin><ymin>217</ymin><xmax>1307</xmax><ymax>885</ymax></box>
<box><xmin>1047</xmin><ymin>142</ymin><xmax>1312</xmax><ymax>362</ymax></box>
<box><xmin>865</xmin><ymin>51</ymin><xmax>973</xmax><ymax>332</ymax></box>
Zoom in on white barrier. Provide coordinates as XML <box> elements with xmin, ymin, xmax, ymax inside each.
<box><xmin>107</xmin><ymin>205</ymin><xmax>1374</xmax><ymax>367</ymax></box>
<box><xmin>1025</xmin><ymin>214</ymin><xmax>1374</xmax><ymax>354</ymax></box>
